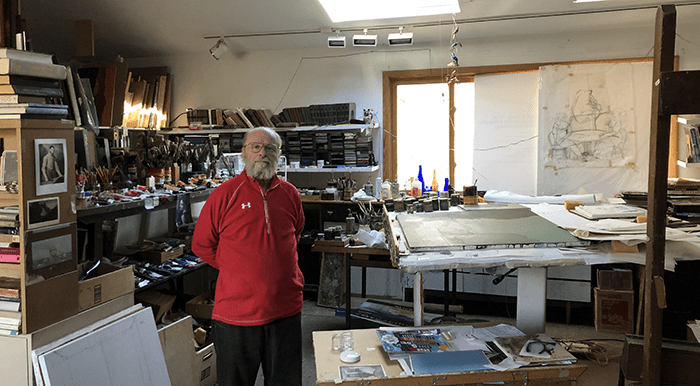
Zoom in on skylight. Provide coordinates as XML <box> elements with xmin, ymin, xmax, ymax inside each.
<box><xmin>318</xmin><ymin>0</ymin><xmax>461</xmax><ymax>23</ymax></box>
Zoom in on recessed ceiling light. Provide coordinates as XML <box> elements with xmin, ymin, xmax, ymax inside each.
<box><xmin>318</xmin><ymin>0</ymin><xmax>460</xmax><ymax>23</ymax></box>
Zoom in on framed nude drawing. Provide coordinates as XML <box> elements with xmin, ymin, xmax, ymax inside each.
<box><xmin>35</xmin><ymin>138</ymin><xmax>67</xmax><ymax>196</ymax></box>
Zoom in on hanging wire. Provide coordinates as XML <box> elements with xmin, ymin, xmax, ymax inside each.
<box><xmin>446</xmin><ymin>14</ymin><xmax>461</xmax><ymax>85</ymax></box>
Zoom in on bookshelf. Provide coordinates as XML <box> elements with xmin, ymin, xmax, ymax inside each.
<box><xmin>165</xmin><ymin>124</ymin><xmax>377</xmax><ymax>173</ymax></box>
<box><xmin>0</xmin><ymin>118</ymin><xmax>78</xmax><ymax>334</ymax></box>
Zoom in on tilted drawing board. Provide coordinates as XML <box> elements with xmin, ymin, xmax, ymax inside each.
<box><xmin>36</xmin><ymin>307</ymin><xmax>171</xmax><ymax>386</ymax></box>
<box><xmin>396</xmin><ymin>204</ymin><xmax>589</xmax><ymax>252</ymax></box>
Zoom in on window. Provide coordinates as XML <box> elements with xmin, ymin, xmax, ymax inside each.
<box><xmin>396</xmin><ymin>82</ymin><xmax>475</xmax><ymax>191</ymax></box>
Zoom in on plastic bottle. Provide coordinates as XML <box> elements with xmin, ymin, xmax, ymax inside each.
<box><xmin>374</xmin><ymin>176</ymin><xmax>382</xmax><ymax>199</ymax></box>
<box><xmin>411</xmin><ymin>178</ymin><xmax>422</xmax><ymax>197</ymax></box>
<box><xmin>417</xmin><ymin>165</ymin><xmax>425</xmax><ymax>193</ymax></box>
<box><xmin>444</xmin><ymin>178</ymin><xmax>449</xmax><ymax>192</ymax></box>
<box><xmin>381</xmin><ymin>180</ymin><xmax>391</xmax><ymax>200</ymax></box>
<box><xmin>431</xmin><ymin>169</ymin><xmax>439</xmax><ymax>193</ymax></box>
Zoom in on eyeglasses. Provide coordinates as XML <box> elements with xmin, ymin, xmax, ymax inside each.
<box><xmin>245</xmin><ymin>142</ymin><xmax>279</xmax><ymax>155</ymax></box>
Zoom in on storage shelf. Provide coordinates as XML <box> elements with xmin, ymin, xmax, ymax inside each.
<box><xmin>162</xmin><ymin>123</ymin><xmax>373</xmax><ymax>136</ymax></box>
<box><xmin>677</xmin><ymin>160</ymin><xmax>700</xmax><ymax>169</ymax></box>
<box><xmin>288</xmin><ymin>165</ymin><xmax>379</xmax><ymax>173</ymax></box>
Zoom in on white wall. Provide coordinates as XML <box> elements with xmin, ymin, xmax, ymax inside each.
<box><xmin>124</xmin><ymin>11</ymin><xmax>700</xmax><ymax>299</ymax></box>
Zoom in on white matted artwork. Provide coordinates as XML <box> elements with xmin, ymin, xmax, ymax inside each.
<box><xmin>35</xmin><ymin>138</ymin><xmax>67</xmax><ymax>196</ymax></box>
<box><xmin>26</xmin><ymin>196</ymin><xmax>60</xmax><ymax>230</ymax></box>
<box><xmin>537</xmin><ymin>61</ymin><xmax>653</xmax><ymax>196</ymax></box>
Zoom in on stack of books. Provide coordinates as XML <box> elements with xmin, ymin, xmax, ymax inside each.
<box><xmin>0</xmin><ymin>277</ymin><xmax>20</xmax><ymax>335</ymax></box>
<box><xmin>0</xmin><ymin>48</ymin><xmax>69</xmax><ymax>120</ymax></box>
<box><xmin>0</xmin><ymin>206</ymin><xmax>19</xmax><ymax>239</ymax></box>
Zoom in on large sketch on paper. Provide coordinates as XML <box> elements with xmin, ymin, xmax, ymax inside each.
<box><xmin>537</xmin><ymin>62</ymin><xmax>652</xmax><ymax>196</ymax></box>
<box><xmin>547</xmin><ymin>89</ymin><xmax>628</xmax><ymax>165</ymax></box>
<box><xmin>542</xmin><ymin>66</ymin><xmax>635</xmax><ymax>168</ymax></box>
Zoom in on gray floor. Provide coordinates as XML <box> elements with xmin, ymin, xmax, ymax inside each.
<box><xmin>245</xmin><ymin>296</ymin><xmax>630</xmax><ymax>386</ymax></box>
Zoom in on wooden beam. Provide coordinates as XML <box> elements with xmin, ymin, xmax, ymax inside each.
<box><xmin>659</xmin><ymin>70</ymin><xmax>700</xmax><ymax>115</ymax></box>
<box><xmin>644</xmin><ymin>5</ymin><xmax>676</xmax><ymax>386</ymax></box>
<box><xmin>75</xmin><ymin>20</ymin><xmax>95</xmax><ymax>57</ymax></box>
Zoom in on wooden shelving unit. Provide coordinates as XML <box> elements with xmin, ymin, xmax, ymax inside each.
<box><xmin>0</xmin><ymin>118</ymin><xmax>78</xmax><ymax>334</ymax></box>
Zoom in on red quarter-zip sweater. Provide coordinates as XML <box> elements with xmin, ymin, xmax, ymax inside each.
<box><xmin>192</xmin><ymin>170</ymin><xmax>305</xmax><ymax>326</ymax></box>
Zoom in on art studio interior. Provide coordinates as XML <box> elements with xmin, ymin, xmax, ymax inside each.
<box><xmin>2</xmin><ymin>0</ymin><xmax>700</xmax><ymax>385</ymax></box>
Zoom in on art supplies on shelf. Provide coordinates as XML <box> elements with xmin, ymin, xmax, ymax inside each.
<box><xmin>571</xmin><ymin>204</ymin><xmax>646</xmax><ymax>220</ymax></box>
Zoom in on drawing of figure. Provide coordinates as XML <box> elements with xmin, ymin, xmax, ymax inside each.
<box><xmin>547</xmin><ymin>89</ymin><xmax>627</xmax><ymax>164</ymax></box>
<box><xmin>41</xmin><ymin>145</ymin><xmax>64</xmax><ymax>184</ymax></box>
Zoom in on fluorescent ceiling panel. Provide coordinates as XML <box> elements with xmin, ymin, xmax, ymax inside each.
<box><xmin>319</xmin><ymin>0</ymin><xmax>461</xmax><ymax>22</ymax></box>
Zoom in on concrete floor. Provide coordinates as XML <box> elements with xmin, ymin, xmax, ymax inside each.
<box><xmin>246</xmin><ymin>296</ymin><xmax>630</xmax><ymax>386</ymax></box>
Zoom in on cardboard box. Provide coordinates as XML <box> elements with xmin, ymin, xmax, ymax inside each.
<box><xmin>186</xmin><ymin>289</ymin><xmax>214</xmax><ymax>319</ymax></box>
<box><xmin>158</xmin><ymin>316</ymin><xmax>198</xmax><ymax>386</ymax></box>
<box><xmin>78</xmin><ymin>263</ymin><xmax>135</xmax><ymax>312</ymax></box>
<box><xmin>136</xmin><ymin>289</ymin><xmax>177</xmax><ymax>324</ymax></box>
<box><xmin>594</xmin><ymin>287</ymin><xmax>634</xmax><ymax>334</ymax></box>
<box><xmin>25</xmin><ymin>270</ymin><xmax>80</xmax><ymax>333</ymax></box>
<box><xmin>597</xmin><ymin>268</ymin><xmax>634</xmax><ymax>290</ymax></box>
<box><xmin>139</xmin><ymin>246</ymin><xmax>184</xmax><ymax>264</ymax></box>
<box><xmin>196</xmin><ymin>342</ymin><xmax>217</xmax><ymax>386</ymax></box>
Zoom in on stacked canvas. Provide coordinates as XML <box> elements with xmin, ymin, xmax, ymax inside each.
<box><xmin>0</xmin><ymin>48</ymin><xmax>68</xmax><ymax>120</ymax></box>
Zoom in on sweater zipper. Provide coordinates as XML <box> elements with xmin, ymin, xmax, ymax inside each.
<box><xmin>261</xmin><ymin>190</ymin><xmax>271</xmax><ymax>234</ymax></box>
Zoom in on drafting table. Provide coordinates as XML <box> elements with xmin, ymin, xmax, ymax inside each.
<box><xmin>391</xmin><ymin>204</ymin><xmax>700</xmax><ymax>335</ymax></box>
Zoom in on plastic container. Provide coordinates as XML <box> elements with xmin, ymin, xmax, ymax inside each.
<box><xmin>375</xmin><ymin>176</ymin><xmax>382</xmax><ymax>199</ymax></box>
<box><xmin>381</xmin><ymin>180</ymin><xmax>391</xmax><ymax>200</ymax></box>
<box><xmin>411</xmin><ymin>178</ymin><xmax>422</xmax><ymax>197</ymax></box>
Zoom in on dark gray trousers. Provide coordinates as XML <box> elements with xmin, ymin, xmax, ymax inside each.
<box><xmin>212</xmin><ymin>313</ymin><xmax>302</xmax><ymax>386</ymax></box>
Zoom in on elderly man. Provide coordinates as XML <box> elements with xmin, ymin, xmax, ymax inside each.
<box><xmin>192</xmin><ymin>127</ymin><xmax>305</xmax><ymax>386</ymax></box>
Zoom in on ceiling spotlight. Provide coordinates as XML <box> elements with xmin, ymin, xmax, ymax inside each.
<box><xmin>353</xmin><ymin>29</ymin><xmax>377</xmax><ymax>47</ymax></box>
<box><xmin>328</xmin><ymin>32</ymin><xmax>346</xmax><ymax>48</ymax></box>
<box><xmin>388</xmin><ymin>27</ymin><xmax>413</xmax><ymax>46</ymax></box>
<box><xmin>209</xmin><ymin>37</ymin><xmax>229</xmax><ymax>60</ymax></box>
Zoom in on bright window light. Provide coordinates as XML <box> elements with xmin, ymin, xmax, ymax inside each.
<box><xmin>318</xmin><ymin>0</ymin><xmax>460</xmax><ymax>23</ymax></box>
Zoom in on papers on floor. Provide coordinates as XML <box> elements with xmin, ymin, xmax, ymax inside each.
<box><xmin>374</xmin><ymin>324</ymin><xmax>576</xmax><ymax>375</ymax></box>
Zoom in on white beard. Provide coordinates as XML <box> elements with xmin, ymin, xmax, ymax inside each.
<box><xmin>245</xmin><ymin>156</ymin><xmax>278</xmax><ymax>180</ymax></box>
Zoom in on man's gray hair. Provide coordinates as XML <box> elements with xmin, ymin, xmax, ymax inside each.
<box><xmin>243</xmin><ymin>127</ymin><xmax>282</xmax><ymax>149</ymax></box>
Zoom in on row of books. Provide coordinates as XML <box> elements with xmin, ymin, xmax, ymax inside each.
<box><xmin>187</xmin><ymin>108</ymin><xmax>274</xmax><ymax>129</ymax></box>
<box><xmin>0</xmin><ymin>277</ymin><xmax>21</xmax><ymax>335</ymax></box>
<box><xmin>0</xmin><ymin>49</ymin><xmax>70</xmax><ymax>121</ymax></box>
<box><xmin>279</xmin><ymin>103</ymin><xmax>356</xmax><ymax>126</ymax></box>
<box><xmin>684</xmin><ymin>125</ymin><xmax>700</xmax><ymax>163</ymax></box>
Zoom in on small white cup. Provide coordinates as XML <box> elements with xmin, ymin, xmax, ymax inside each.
<box><xmin>317</xmin><ymin>160</ymin><xmax>325</xmax><ymax>168</ymax></box>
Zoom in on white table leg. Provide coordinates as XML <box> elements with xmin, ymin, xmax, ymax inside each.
<box><xmin>516</xmin><ymin>267</ymin><xmax>547</xmax><ymax>335</ymax></box>
<box><xmin>413</xmin><ymin>272</ymin><xmax>423</xmax><ymax>326</ymax></box>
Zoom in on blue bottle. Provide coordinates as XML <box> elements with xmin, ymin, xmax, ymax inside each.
<box><xmin>444</xmin><ymin>178</ymin><xmax>449</xmax><ymax>192</ymax></box>
<box><xmin>417</xmin><ymin>165</ymin><xmax>425</xmax><ymax>193</ymax></box>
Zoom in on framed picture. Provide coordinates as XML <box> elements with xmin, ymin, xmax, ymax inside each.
<box><xmin>25</xmin><ymin>222</ymin><xmax>77</xmax><ymax>280</ymax></box>
<box><xmin>27</xmin><ymin>197</ymin><xmax>60</xmax><ymax>230</ymax></box>
<box><xmin>35</xmin><ymin>138</ymin><xmax>67</xmax><ymax>196</ymax></box>
<box><xmin>1</xmin><ymin>150</ymin><xmax>17</xmax><ymax>185</ymax></box>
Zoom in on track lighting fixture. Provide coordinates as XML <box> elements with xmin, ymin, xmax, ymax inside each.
<box><xmin>353</xmin><ymin>29</ymin><xmax>377</xmax><ymax>47</ymax></box>
<box><xmin>209</xmin><ymin>37</ymin><xmax>229</xmax><ymax>60</ymax></box>
<box><xmin>328</xmin><ymin>31</ymin><xmax>346</xmax><ymax>48</ymax></box>
<box><xmin>388</xmin><ymin>27</ymin><xmax>413</xmax><ymax>46</ymax></box>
